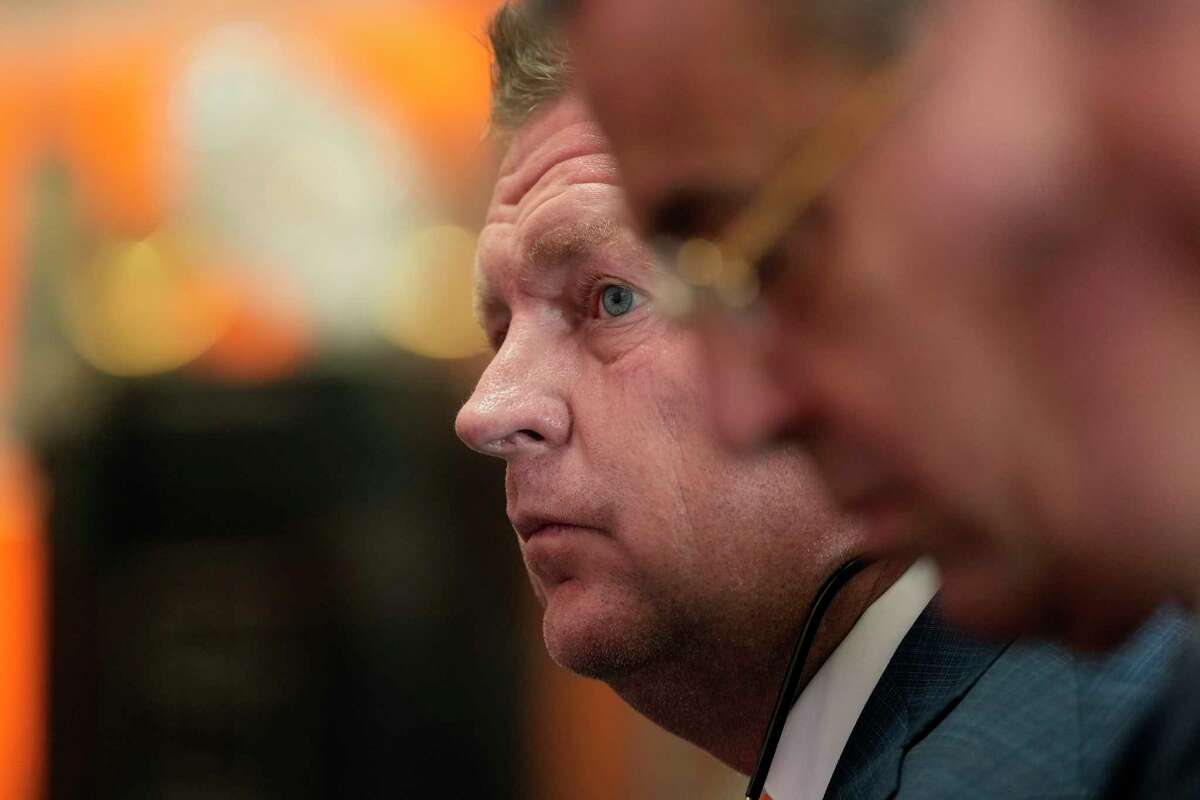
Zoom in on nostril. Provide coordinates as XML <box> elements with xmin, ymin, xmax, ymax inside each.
<box><xmin>519</xmin><ymin>428</ymin><xmax>544</xmax><ymax>442</ymax></box>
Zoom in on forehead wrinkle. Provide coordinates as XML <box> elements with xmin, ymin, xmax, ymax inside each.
<box><xmin>496</xmin><ymin>123</ymin><xmax>614</xmax><ymax>209</ymax></box>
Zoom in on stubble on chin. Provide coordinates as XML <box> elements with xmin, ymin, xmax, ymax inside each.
<box><xmin>539</xmin><ymin>582</ymin><xmax>681</xmax><ymax>682</ymax></box>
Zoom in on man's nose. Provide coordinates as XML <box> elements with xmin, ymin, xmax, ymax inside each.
<box><xmin>455</xmin><ymin>335</ymin><xmax>571</xmax><ymax>460</ymax></box>
<box><xmin>702</xmin><ymin>315</ymin><xmax>813</xmax><ymax>450</ymax></box>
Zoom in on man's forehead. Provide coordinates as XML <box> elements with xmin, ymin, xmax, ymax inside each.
<box><xmin>568</xmin><ymin>0</ymin><xmax>797</xmax><ymax>131</ymax></box>
<box><xmin>493</xmin><ymin>95</ymin><xmax>614</xmax><ymax>207</ymax></box>
<box><xmin>568</xmin><ymin>3</ymin><xmax>862</xmax><ymax>235</ymax></box>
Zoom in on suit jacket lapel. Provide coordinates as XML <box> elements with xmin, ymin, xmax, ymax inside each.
<box><xmin>824</xmin><ymin>601</ymin><xmax>1009</xmax><ymax>799</ymax></box>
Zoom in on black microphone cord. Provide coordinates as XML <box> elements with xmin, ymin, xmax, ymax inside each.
<box><xmin>744</xmin><ymin>557</ymin><xmax>870</xmax><ymax>800</ymax></box>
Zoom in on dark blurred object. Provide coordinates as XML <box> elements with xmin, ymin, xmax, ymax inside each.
<box><xmin>15</xmin><ymin>155</ymin><xmax>526</xmax><ymax>799</ymax></box>
<box><xmin>41</xmin><ymin>367</ymin><xmax>523</xmax><ymax>800</ymax></box>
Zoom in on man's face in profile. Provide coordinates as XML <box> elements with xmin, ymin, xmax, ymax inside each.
<box><xmin>563</xmin><ymin>0</ymin><xmax>1176</xmax><ymax>647</ymax></box>
<box><xmin>455</xmin><ymin>91</ymin><xmax>854</xmax><ymax>681</ymax></box>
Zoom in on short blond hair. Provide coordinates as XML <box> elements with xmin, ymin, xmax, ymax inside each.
<box><xmin>487</xmin><ymin>2</ymin><xmax>573</xmax><ymax>135</ymax></box>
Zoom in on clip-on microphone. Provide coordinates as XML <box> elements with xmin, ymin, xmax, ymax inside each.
<box><xmin>743</xmin><ymin>557</ymin><xmax>869</xmax><ymax>800</ymax></box>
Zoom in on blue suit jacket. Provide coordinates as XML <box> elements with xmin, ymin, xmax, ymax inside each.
<box><xmin>825</xmin><ymin>604</ymin><xmax>1189</xmax><ymax>799</ymax></box>
<box><xmin>1102</xmin><ymin>630</ymin><xmax>1200</xmax><ymax>799</ymax></box>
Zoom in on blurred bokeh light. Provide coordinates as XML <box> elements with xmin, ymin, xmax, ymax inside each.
<box><xmin>377</xmin><ymin>225</ymin><xmax>488</xmax><ymax>360</ymax></box>
<box><xmin>60</xmin><ymin>234</ymin><xmax>239</xmax><ymax>377</ymax></box>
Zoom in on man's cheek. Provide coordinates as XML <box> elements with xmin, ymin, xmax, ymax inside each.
<box><xmin>586</xmin><ymin>313</ymin><xmax>664</xmax><ymax>365</ymax></box>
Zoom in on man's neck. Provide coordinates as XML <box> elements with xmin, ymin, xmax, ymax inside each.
<box><xmin>607</xmin><ymin>558</ymin><xmax>911</xmax><ymax>774</ymax></box>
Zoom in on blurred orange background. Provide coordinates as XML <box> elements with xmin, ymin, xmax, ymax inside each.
<box><xmin>0</xmin><ymin>3</ymin><xmax>500</xmax><ymax>794</ymax></box>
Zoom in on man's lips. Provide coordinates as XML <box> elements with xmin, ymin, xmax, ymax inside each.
<box><xmin>511</xmin><ymin>512</ymin><xmax>603</xmax><ymax>542</ymax></box>
<box><xmin>511</xmin><ymin>512</ymin><xmax>607</xmax><ymax>590</ymax></box>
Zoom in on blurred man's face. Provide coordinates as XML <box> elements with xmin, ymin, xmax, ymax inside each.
<box><xmin>456</xmin><ymin>92</ymin><xmax>856</xmax><ymax>680</ymax></box>
<box><xmin>1082</xmin><ymin>1</ymin><xmax>1200</xmax><ymax>209</ymax></box>
<box><xmin>565</xmin><ymin>0</ymin><xmax>1180</xmax><ymax>647</ymax></box>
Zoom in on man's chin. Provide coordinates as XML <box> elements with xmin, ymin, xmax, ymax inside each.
<box><xmin>540</xmin><ymin>580</ymin><xmax>666</xmax><ymax>680</ymax></box>
<box><xmin>1045</xmin><ymin>581</ymin><xmax>1164</xmax><ymax>653</ymax></box>
<box><xmin>938</xmin><ymin>581</ymin><xmax>1036</xmax><ymax>643</ymax></box>
<box><xmin>939</xmin><ymin>564</ymin><xmax>1155</xmax><ymax>651</ymax></box>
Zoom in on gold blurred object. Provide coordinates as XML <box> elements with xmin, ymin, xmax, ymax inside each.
<box><xmin>61</xmin><ymin>233</ymin><xmax>239</xmax><ymax>377</ymax></box>
<box><xmin>676</xmin><ymin>238</ymin><xmax>724</xmax><ymax>287</ymax></box>
<box><xmin>376</xmin><ymin>225</ymin><xmax>489</xmax><ymax>360</ymax></box>
<box><xmin>653</xmin><ymin>242</ymin><xmax>759</xmax><ymax>320</ymax></box>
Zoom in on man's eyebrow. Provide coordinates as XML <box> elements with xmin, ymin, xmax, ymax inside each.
<box><xmin>526</xmin><ymin>218</ymin><xmax>620</xmax><ymax>268</ymax></box>
<box><xmin>472</xmin><ymin>220</ymin><xmax>622</xmax><ymax>325</ymax></box>
<box><xmin>474</xmin><ymin>271</ymin><xmax>501</xmax><ymax>330</ymax></box>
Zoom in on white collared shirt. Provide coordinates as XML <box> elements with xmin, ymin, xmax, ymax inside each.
<box><xmin>764</xmin><ymin>559</ymin><xmax>940</xmax><ymax>800</ymax></box>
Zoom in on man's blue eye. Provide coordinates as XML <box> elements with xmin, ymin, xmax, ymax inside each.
<box><xmin>600</xmin><ymin>284</ymin><xmax>637</xmax><ymax>317</ymax></box>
